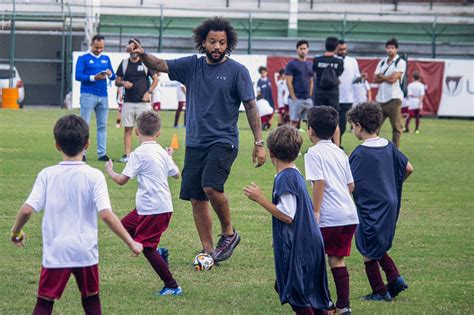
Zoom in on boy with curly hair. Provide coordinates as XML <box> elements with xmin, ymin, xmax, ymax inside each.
<box><xmin>348</xmin><ymin>102</ymin><xmax>413</xmax><ymax>301</ymax></box>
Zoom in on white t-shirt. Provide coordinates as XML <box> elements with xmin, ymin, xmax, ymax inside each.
<box><xmin>304</xmin><ymin>140</ymin><xmax>359</xmax><ymax>227</ymax></box>
<box><xmin>407</xmin><ymin>81</ymin><xmax>425</xmax><ymax>110</ymax></box>
<box><xmin>353</xmin><ymin>80</ymin><xmax>371</xmax><ymax>106</ymax></box>
<box><xmin>256</xmin><ymin>98</ymin><xmax>274</xmax><ymax>116</ymax></box>
<box><xmin>276</xmin><ymin>79</ymin><xmax>289</xmax><ymax>108</ymax></box>
<box><xmin>276</xmin><ymin>193</ymin><xmax>297</xmax><ymax>219</ymax></box>
<box><xmin>375</xmin><ymin>55</ymin><xmax>406</xmax><ymax>103</ymax></box>
<box><xmin>122</xmin><ymin>141</ymin><xmax>179</xmax><ymax>215</ymax></box>
<box><xmin>25</xmin><ymin>161</ymin><xmax>111</xmax><ymax>268</ymax></box>
<box><xmin>361</xmin><ymin>137</ymin><xmax>389</xmax><ymax>147</ymax></box>
<box><xmin>152</xmin><ymin>80</ymin><xmax>161</xmax><ymax>103</ymax></box>
<box><xmin>177</xmin><ymin>83</ymin><xmax>186</xmax><ymax>102</ymax></box>
<box><xmin>339</xmin><ymin>56</ymin><xmax>360</xmax><ymax>103</ymax></box>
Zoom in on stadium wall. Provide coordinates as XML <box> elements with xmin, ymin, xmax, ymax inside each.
<box><xmin>71</xmin><ymin>52</ymin><xmax>473</xmax><ymax>117</ymax></box>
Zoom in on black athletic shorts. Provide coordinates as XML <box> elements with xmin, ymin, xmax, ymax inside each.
<box><xmin>314</xmin><ymin>96</ymin><xmax>340</xmax><ymax>110</ymax></box>
<box><xmin>180</xmin><ymin>142</ymin><xmax>238</xmax><ymax>201</ymax></box>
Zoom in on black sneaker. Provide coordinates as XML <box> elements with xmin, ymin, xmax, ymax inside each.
<box><xmin>387</xmin><ymin>276</ymin><xmax>408</xmax><ymax>298</ymax></box>
<box><xmin>98</xmin><ymin>155</ymin><xmax>112</xmax><ymax>161</ymax></box>
<box><xmin>213</xmin><ymin>228</ymin><xmax>241</xmax><ymax>262</ymax></box>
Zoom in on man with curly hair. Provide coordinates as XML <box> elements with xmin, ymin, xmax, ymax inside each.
<box><xmin>127</xmin><ymin>17</ymin><xmax>266</xmax><ymax>264</ymax></box>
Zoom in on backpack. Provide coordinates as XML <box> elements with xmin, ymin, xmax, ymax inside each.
<box><xmin>318</xmin><ymin>64</ymin><xmax>339</xmax><ymax>90</ymax></box>
<box><xmin>381</xmin><ymin>53</ymin><xmax>408</xmax><ymax>97</ymax></box>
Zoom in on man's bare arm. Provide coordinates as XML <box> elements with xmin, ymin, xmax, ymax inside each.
<box><xmin>243</xmin><ymin>99</ymin><xmax>266</xmax><ymax>167</ymax></box>
<box><xmin>127</xmin><ymin>40</ymin><xmax>169</xmax><ymax>73</ymax></box>
<box><xmin>286</xmin><ymin>75</ymin><xmax>297</xmax><ymax>101</ymax></box>
<box><xmin>243</xmin><ymin>99</ymin><xmax>262</xmax><ymax>142</ymax></box>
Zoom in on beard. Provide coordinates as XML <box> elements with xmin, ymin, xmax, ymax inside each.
<box><xmin>130</xmin><ymin>53</ymin><xmax>139</xmax><ymax>59</ymax></box>
<box><xmin>205</xmin><ymin>50</ymin><xmax>226</xmax><ymax>63</ymax></box>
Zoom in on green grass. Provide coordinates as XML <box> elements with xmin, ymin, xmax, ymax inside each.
<box><xmin>0</xmin><ymin>109</ymin><xmax>473</xmax><ymax>314</ymax></box>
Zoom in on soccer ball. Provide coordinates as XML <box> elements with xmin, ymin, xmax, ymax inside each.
<box><xmin>193</xmin><ymin>253</ymin><xmax>214</xmax><ymax>271</ymax></box>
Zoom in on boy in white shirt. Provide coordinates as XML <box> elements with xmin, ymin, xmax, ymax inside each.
<box><xmin>105</xmin><ymin>111</ymin><xmax>183</xmax><ymax>296</ymax></box>
<box><xmin>274</xmin><ymin>68</ymin><xmax>290</xmax><ymax>125</ymax></box>
<box><xmin>305</xmin><ymin>106</ymin><xmax>359</xmax><ymax>314</ymax></box>
<box><xmin>10</xmin><ymin>114</ymin><xmax>143</xmax><ymax>315</ymax></box>
<box><xmin>404</xmin><ymin>72</ymin><xmax>425</xmax><ymax>134</ymax></box>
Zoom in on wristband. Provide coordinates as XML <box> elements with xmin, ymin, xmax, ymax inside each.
<box><xmin>254</xmin><ymin>140</ymin><xmax>265</xmax><ymax>147</ymax></box>
<box><xmin>11</xmin><ymin>229</ymin><xmax>24</xmax><ymax>241</ymax></box>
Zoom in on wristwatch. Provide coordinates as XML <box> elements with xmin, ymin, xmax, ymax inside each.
<box><xmin>254</xmin><ymin>140</ymin><xmax>265</xmax><ymax>147</ymax></box>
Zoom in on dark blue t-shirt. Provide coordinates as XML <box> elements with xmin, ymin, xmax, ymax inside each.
<box><xmin>285</xmin><ymin>59</ymin><xmax>313</xmax><ymax>99</ymax></box>
<box><xmin>257</xmin><ymin>77</ymin><xmax>274</xmax><ymax>108</ymax></box>
<box><xmin>167</xmin><ymin>56</ymin><xmax>255</xmax><ymax>148</ymax></box>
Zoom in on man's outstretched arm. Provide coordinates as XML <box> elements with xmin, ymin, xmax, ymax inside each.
<box><xmin>127</xmin><ymin>39</ymin><xmax>169</xmax><ymax>73</ymax></box>
<box><xmin>243</xmin><ymin>99</ymin><xmax>266</xmax><ymax>167</ymax></box>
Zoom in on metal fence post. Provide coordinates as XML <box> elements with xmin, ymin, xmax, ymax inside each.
<box><xmin>9</xmin><ymin>0</ymin><xmax>16</xmax><ymax>88</ymax></box>
<box><xmin>431</xmin><ymin>14</ymin><xmax>438</xmax><ymax>58</ymax></box>
<box><xmin>248</xmin><ymin>13</ymin><xmax>253</xmax><ymax>55</ymax></box>
<box><xmin>159</xmin><ymin>5</ymin><xmax>163</xmax><ymax>52</ymax></box>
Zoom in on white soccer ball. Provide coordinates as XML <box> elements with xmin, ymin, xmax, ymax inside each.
<box><xmin>193</xmin><ymin>253</ymin><xmax>214</xmax><ymax>271</ymax></box>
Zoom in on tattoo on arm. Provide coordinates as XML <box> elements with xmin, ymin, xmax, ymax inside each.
<box><xmin>243</xmin><ymin>99</ymin><xmax>262</xmax><ymax>141</ymax></box>
<box><xmin>140</xmin><ymin>53</ymin><xmax>169</xmax><ymax>73</ymax></box>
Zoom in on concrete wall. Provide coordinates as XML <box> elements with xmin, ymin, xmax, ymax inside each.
<box><xmin>0</xmin><ymin>32</ymin><xmax>83</xmax><ymax>105</ymax></box>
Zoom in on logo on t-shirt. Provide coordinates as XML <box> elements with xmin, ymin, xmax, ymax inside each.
<box><xmin>216</xmin><ymin>76</ymin><xmax>227</xmax><ymax>80</ymax></box>
<box><xmin>89</xmin><ymin>60</ymin><xmax>94</xmax><ymax>64</ymax></box>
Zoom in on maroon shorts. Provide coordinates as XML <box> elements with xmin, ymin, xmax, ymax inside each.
<box><xmin>121</xmin><ymin>209</ymin><xmax>172</xmax><ymax>248</ymax></box>
<box><xmin>409</xmin><ymin>108</ymin><xmax>420</xmax><ymax>117</ymax></box>
<box><xmin>278</xmin><ymin>105</ymin><xmax>289</xmax><ymax>115</ymax></box>
<box><xmin>401</xmin><ymin>107</ymin><xmax>409</xmax><ymax>115</ymax></box>
<box><xmin>178</xmin><ymin>101</ymin><xmax>186</xmax><ymax>110</ymax></box>
<box><xmin>261</xmin><ymin>113</ymin><xmax>274</xmax><ymax>124</ymax></box>
<box><xmin>320</xmin><ymin>224</ymin><xmax>357</xmax><ymax>257</ymax></box>
<box><xmin>38</xmin><ymin>264</ymin><xmax>99</xmax><ymax>300</ymax></box>
<box><xmin>153</xmin><ymin>102</ymin><xmax>161</xmax><ymax>111</ymax></box>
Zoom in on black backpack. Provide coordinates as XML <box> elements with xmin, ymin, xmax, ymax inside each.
<box><xmin>381</xmin><ymin>53</ymin><xmax>408</xmax><ymax>97</ymax></box>
<box><xmin>319</xmin><ymin>64</ymin><xmax>339</xmax><ymax>90</ymax></box>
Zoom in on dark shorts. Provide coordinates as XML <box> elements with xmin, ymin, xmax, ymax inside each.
<box><xmin>320</xmin><ymin>224</ymin><xmax>357</xmax><ymax>257</ymax></box>
<box><xmin>121</xmin><ymin>209</ymin><xmax>172</xmax><ymax>249</ymax></box>
<box><xmin>38</xmin><ymin>265</ymin><xmax>99</xmax><ymax>300</ymax></box>
<box><xmin>314</xmin><ymin>96</ymin><xmax>340</xmax><ymax>110</ymax></box>
<box><xmin>180</xmin><ymin>143</ymin><xmax>238</xmax><ymax>201</ymax></box>
<box><xmin>401</xmin><ymin>107</ymin><xmax>409</xmax><ymax>115</ymax></box>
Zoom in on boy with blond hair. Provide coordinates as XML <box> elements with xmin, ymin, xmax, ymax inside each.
<box><xmin>106</xmin><ymin>111</ymin><xmax>182</xmax><ymax>296</ymax></box>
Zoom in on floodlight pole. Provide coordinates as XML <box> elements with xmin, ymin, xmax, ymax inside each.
<box><xmin>9</xmin><ymin>0</ymin><xmax>16</xmax><ymax>88</ymax></box>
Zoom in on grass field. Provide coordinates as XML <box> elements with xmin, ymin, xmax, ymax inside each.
<box><xmin>0</xmin><ymin>109</ymin><xmax>473</xmax><ymax>314</ymax></box>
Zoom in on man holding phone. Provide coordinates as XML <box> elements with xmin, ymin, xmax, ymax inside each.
<box><xmin>75</xmin><ymin>34</ymin><xmax>116</xmax><ymax>161</ymax></box>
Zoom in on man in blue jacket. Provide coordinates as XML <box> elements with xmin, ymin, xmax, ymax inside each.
<box><xmin>75</xmin><ymin>35</ymin><xmax>116</xmax><ymax>161</ymax></box>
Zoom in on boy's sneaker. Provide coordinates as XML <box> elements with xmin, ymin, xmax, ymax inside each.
<box><xmin>157</xmin><ymin>286</ymin><xmax>183</xmax><ymax>296</ymax></box>
<box><xmin>213</xmin><ymin>228</ymin><xmax>241</xmax><ymax>262</ymax></box>
<box><xmin>337</xmin><ymin>307</ymin><xmax>352</xmax><ymax>315</ymax></box>
<box><xmin>157</xmin><ymin>247</ymin><xmax>169</xmax><ymax>265</ymax></box>
<box><xmin>361</xmin><ymin>292</ymin><xmax>392</xmax><ymax>302</ymax></box>
<box><xmin>118</xmin><ymin>155</ymin><xmax>129</xmax><ymax>163</ymax></box>
<box><xmin>387</xmin><ymin>276</ymin><xmax>408</xmax><ymax>298</ymax></box>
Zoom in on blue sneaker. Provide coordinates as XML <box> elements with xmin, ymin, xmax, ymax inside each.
<box><xmin>361</xmin><ymin>292</ymin><xmax>392</xmax><ymax>301</ymax></box>
<box><xmin>157</xmin><ymin>286</ymin><xmax>183</xmax><ymax>296</ymax></box>
<box><xmin>157</xmin><ymin>247</ymin><xmax>169</xmax><ymax>265</ymax></box>
<box><xmin>387</xmin><ymin>276</ymin><xmax>408</xmax><ymax>298</ymax></box>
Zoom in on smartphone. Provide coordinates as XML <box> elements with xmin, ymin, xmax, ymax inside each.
<box><xmin>100</xmin><ymin>70</ymin><xmax>108</xmax><ymax>75</ymax></box>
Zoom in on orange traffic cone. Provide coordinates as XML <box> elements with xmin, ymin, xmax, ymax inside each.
<box><xmin>170</xmin><ymin>134</ymin><xmax>179</xmax><ymax>150</ymax></box>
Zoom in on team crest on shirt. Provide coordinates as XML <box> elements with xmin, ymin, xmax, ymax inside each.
<box><xmin>101</xmin><ymin>60</ymin><xmax>108</xmax><ymax>64</ymax></box>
